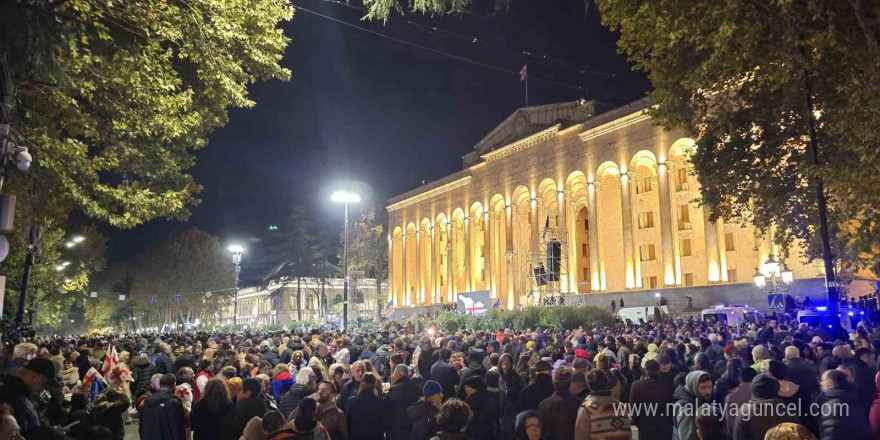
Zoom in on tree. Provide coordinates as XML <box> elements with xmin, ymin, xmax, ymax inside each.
<box><xmin>0</xmin><ymin>0</ymin><xmax>292</xmax><ymax>317</ymax></box>
<box><xmin>341</xmin><ymin>207</ymin><xmax>388</xmax><ymax>319</ymax></box>
<box><xmin>591</xmin><ymin>0</ymin><xmax>880</xmax><ymax>272</ymax></box>
<box><xmin>264</xmin><ymin>206</ymin><xmax>336</xmax><ymax>321</ymax></box>
<box><xmin>127</xmin><ymin>228</ymin><xmax>236</xmax><ymax>326</ymax></box>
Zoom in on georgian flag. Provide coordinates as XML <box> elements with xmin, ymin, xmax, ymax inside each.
<box><xmin>102</xmin><ymin>345</ymin><xmax>119</xmax><ymax>379</ymax></box>
<box><xmin>520</xmin><ymin>64</ymin><xmax>527</xmax><ymax>81</ymax></box>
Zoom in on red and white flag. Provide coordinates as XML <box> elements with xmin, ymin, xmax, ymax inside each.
<box><xmin>82</xmin><ymin>367</ymin><xmax>103</xmax><ymax>388</ymax></box>
<box><xmin>520</xmin><ymin>64</ymin><xmax>528</xmax><ymax>82</ymax></box>
<box><xmin>102</xmin><ymin>345</ymin><xmax>119</xmax><ymax>379</ymax></box>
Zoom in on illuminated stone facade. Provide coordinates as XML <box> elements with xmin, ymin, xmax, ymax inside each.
<box><xmin>386</xmin><ymin>99</ymin><xmax>829</xmax><ymax>311</ymax></box>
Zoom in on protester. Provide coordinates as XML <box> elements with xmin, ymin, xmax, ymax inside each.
<box><xmin>674</xmin><ymin>371</ymin><xmax>711</xmax><ymax>440</ymax></box>
<box><xmin>223</xmin><ymin>378</ymin><xmax>270</xmax><ymax>440</ymax></box>
<box><xmin>388</xmin><ymin>364</ymin><xmax>422</xmax><ymax>440</ymax></box>
<box><xmin>408</xmin><ymin>380</ymin><xmax>443</xmax><ymax>440</ymax></box>
<box><xmin>192</xmin><ymin>378</ymin><xmax>234</xmax><ymax>440</ymax></box>
<box><xmin>432</xmin><ymin>398</ymin><xmax>473</xmax><ymax>440</ymax></box>
<box><xmin>139</xmin><ymin>374</ymin><xmax>186</xmax><ymax>440</ymax></box>
<box><xmin>629</xmin><ymin>360</ymin><xmax>673</xmax><ymax>440</ymax></box>
<box><xmin>537</xmin><ymin>366</ymin><xmax>579</xmax><ymax>440</ymax></box>
<box><xmin>514</xmin><ymin>410</ymin><xmax>543</xmax><ymax>440</ymax></box>
<box><xmin>344</xmin><ymin>372</ymin><xmax>386</xmax><ymax>440</ymax></box>
<box><xmin>574</xmin><ymin>369</ymin><xmax>631</xmax><ymax>440</ymax></box>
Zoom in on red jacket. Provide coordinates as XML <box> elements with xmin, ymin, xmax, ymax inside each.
<box><xmin>193</xmin><ymin>370</ymin><xmax>212</xmax><ymax>402</ymax></box>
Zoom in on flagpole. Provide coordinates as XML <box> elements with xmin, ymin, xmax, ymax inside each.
<box><xmin>525</xmin><ymin>66</ymin><xmax>529</xmax><ymax>107</ymax></box>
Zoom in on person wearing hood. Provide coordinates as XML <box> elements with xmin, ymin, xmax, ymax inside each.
<box><xmin>457</xmin><ymin>349</ymin><xmax>488</xmax><ymax>399</ymax></box>
<box><xmin>574</xmin><ymin>369</ymin><xmax>631</xmax><ymax>440</ymax></box>
<box><xmin>537</xmin><ymin>366</ymin><xmax>580</xmax><ymax>440</ymax></box>
<box><xmin>408</xmin><ymin>380</ymin><xmax>443</xmax><ymax>440</ymax></box>
<box><xmin>388</xmin><ymin>364</ymin><xmax>423</xmax><ymax>440</ymax></box>
<box><xmin>732</xmin><ymin>374</ymin><xmax>798</xmax><ymax>440</ymax></box>
<box><xmin>499</xmin><ymin>353</ymin><xmax>525</xmax><ymax>410</ymax></box>
<box><xmin>269</xmin><ymin>364</ymin><xmax>295</xmax><ymax>407</ymax></box>
<box><xmin>139</xmin><ymin>374</ymin><xmax>186</xmax><ymax>440</ymax></box>
<box><xmin>673</xmin><ymin>370</ymin><xmax>712</xmax><ymax>440</ymax></box>
<box><xmin>817</xmin><ymin>369</ymin><xmax>871</xmax><ymax>440</ymax></box>
<box><xmin>520</xmin><ymin>360</ymin><xmax>554</xmax><ymax>411</ymax></box>
<box><xmin>463</xmin><ymin>375</ymin><xmax>501</xmax><ymax>440</ymax></box>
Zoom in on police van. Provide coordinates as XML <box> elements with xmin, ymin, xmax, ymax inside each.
<box><xmin>796</xmin><ymin>306</ymin><xmax>868</xmax><ymax>332</ymax></box>
<box><xmin>701</xmin><ymin>305</ymin><xmax>764</xmax><ymax>327</ymax></box>
<box><xmin>617</xmin><ymin>306</ymin><xmax>667</xmax><ymax>323</ymax></box>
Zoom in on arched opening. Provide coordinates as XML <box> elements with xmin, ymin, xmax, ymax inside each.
<box><xmin>630</xmin><ymin>151</ymin><xmax>661</xmax><ymax>289</ymax></box>
<box><xmin>511</xmin><ymin>186</ymin><xmax>532</xmax><ymax>306</ymax></box>
<box><xmin>469</xmin><ymin>203</ymin><xmax>486</xmax><ymax>292</ymax></box>
<box><xmin>435</xmin><ymin>214</ymin><xmax>449</xmax><ymax>304</ymax></box>
<box><xmin>567</xmin><ymin>171</ymin><xmax>591</xmax><ymax>294</ymax></box>
<box><xmin>451</xmin><ymin>208</ymin><xmax>467</xmax><ymax>299</ymax></box>
<box><xmin>488</xmin><ymin>194</ymin><xmax>507</xmax><ymax>305</ymax></box>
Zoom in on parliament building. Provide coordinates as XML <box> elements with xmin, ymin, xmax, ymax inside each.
<box><xmin>385</xmin><ymin>98</ymin><xmax>871</xmax><ymax>313</ymax></box>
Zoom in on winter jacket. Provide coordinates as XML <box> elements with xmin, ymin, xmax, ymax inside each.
<box><xmin>335</xmin><ymin>379</ymin><xmax>359</xmax><ymax>413</ymax></box>
<box><xmin>725</xmin><ymin>382</ymin><xmax>752</xmax><ymax>437</ymax></box>
<box><xmin>191</xmin><ymin>398</ymin><xmax>233</xmax><ymax>440</ymax></box>
<box><xmin>818</xmin><ymin>387</ymin><xmax>871</xmax><ymax>440</ymax></box>
<box><xmin>0</xmin><ymin>375</ymin><xmax>39</xmax><ymax>434</ymax></box>
<box><xmin>457</xmin><ymin>361</ymin><xmax>487</xmax><ymax>399</ymax></box>
<box><xmin>574</xmin><ymin>392</ymin><xmax>631</xmax><ymax>440</ymax></box>
<box><xmin>870</xmin><ymin>372</ymin><xmax>880</xmax><ymax>440</ymax></box>
<box><xmin>174</xmin><ymin>353</ymin><xmax>196</xmax><ymax>372</ymax></box>
<box><xmin>316</xmin><ymin>402</ymin><xmax>347</xmax><ymax>440</ymax></box>
<box><xmin>91</xmin><ymin>388</ymin><xmax>132</xmax><ymax>440</ymax></box>
<box><xmin>280</xmin><ymin>384</ymin><xmax>314</xmax><ymax>419</ymax></box>
<box><xmin>345</xmin><ymin>389</ymin><xmax>387</xmax><ymax>440</ymax></box>
<box><xmin>784</xmin><ymin>358</ymin><xmax>819</xmax><ymax>398</ymax></box>
<box><xmin>132</xmin><ymin>358</ymin><xmax>158</xmax><ymax>399</ymax></box>
<box><xmin>673</xmin><ymin>371</ymin><xmax>710</xmax><ymax>440</ymax></box>
<box><xmin>465</xmin><ymin>389</ymin><xmax>500</xmax><ymax>440</ymax></box>
<box><xmin>359</xmin><ymin>349</ymin><xmax>378</xmax><ymax>367</ymax></box>
<box><xmin>407</xmin><ymin>399</ymin><xmax>439</xmax><ymax>440</ymax></box>
<box><xmin>629</xmin><ymin>374</ymin><xmax>673</xmax><ymax>440</ymax></box>
<box><xmin>519</xmin><ymin>374</ymin><xmax>554</xmax><ymax>411</ymax></box>
<box><xmin>270</xmin><ymin>371</ymin><xmax>296</xmax><ymax>407</ymax></box>
<box><xmin>417</xmin><ymin>343</ymin><xmax>435</xmax><ymax>380</ymax></box>
<box><xmin>156</xmin><ymin>353</ymin><xmax>175</xmax><ymax>375</ymax></box>
<box><xmin>500</xmin><ymin>365</ymin><xmax>525</xmax><ymax>410</ymax></box>
<box><xmin>430</xmin><ymin>360</ymin><xmax>459</xmax><ymax>399</ymax></box>
<box><xmin>221</xmin><ymin>396</ymin><xmax>268</xmax><ymax>440</ymax></box>
<box><xmin>138</xmin><ymin>389</ymin><xmax>186</xmax><ymax>440</ymax></box>
<box><xmin>538</xmin><ymin>388</ymin><xmax>581</xmax><ymax>440</ymax></box>
<box><xmin>732</xmin><ymin>397</ymin><xmax>798</xmax><ymax>440</ymax></box>
<box><xmin>388</xmin><ymin>377</ymin><xmax>423</xmax><ymax>440</ymax></box>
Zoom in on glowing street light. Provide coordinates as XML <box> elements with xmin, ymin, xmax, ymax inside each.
<box><xmin>228</xmin><ymin>244</ymin><xmax>245</xmax><ymax>326</ymax></box>
<box><xmin>331</xmin><ymin>189</ymin><xmax>360</xmax><ymax>332</ymax></box>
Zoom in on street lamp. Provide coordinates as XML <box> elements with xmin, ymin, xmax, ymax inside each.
<box><xmin>229</xmin><ymin>244</ymin><xmax>245</xmax><ymax>326</ymax></box>
<box><xmin>754</xmin><ymin>255</ymin><xmax>794</xmax><ymax>295</ymax></box>
<box><xmin>331</xmin><ymin>190</ymin><xmax>360</xmax><ymax>332</ymax></box>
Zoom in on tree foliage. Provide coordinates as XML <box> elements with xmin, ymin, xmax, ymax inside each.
<box><xmin>0</xmin><ymin>0</ymin><xmax>292</xmax><ymax>228</ymax></box>
<box><xmin>340</xmin><ymin>207</ymin><xmax>388</xmax><ymax>317</ymax></box>
<box><xmin>592</xmin><ymin>0</ymin><xmax>880</xmax><ymax>273</ymax></box>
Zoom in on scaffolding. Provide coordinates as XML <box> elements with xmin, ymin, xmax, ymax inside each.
<box><xmin>524</xmin><ymin>226</ymin><xmax>570</xmax><ymax>307</ymax></box>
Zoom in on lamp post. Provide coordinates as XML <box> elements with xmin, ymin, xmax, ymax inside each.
<box><xmin>754</xmin><ymin>256</ymin><xmax>793</xmax><ymax>309</ymax></box>
<box><xmin>229</xmin><ymin>244</ymin><xmax>244</xmax><ymax>327</ymax></box>
<box><xmin>331</xmin><ymin>190</ymin><xmax>360</xmax><ymax>332</ymax></box>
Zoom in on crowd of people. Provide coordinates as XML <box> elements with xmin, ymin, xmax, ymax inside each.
<box><xmin>0</xmin><ymin>310</ymin><xmax>877</xmax><ymax>440</ymax></box>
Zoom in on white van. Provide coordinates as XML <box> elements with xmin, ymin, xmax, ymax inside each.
<box><xmin>617</xmin><ymin>306</ymin><xmax>666</xmax><ymax>323</ymax></box>
<box><xmin>701</xmin><ymin>305</ymin><xmax>764</xmax><ymax>327</ymax></box>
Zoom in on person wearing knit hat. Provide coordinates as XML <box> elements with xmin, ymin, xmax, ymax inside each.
<box><xmin>241</xmin><ymin>416</ymin><xmax>266</xmax><ymax>440</ymax></box>
<box><xmin>764</xmin><ymin>422</ymin><xmax>817</xmax><ymax>440</ymax></box>
<box><xmin>574</xmin><ymin>348</ymin><xmax>590</xmax><ymax>360</ymax></box>
<box><xmin>752</xmin><ymin>345</ymin><xmax>770</xmax><ymax>373</ymax></box>
<box><xmin>408</xmin><ymin>381</ymin><xmax>443</xmax><ymax>440</ymax></box>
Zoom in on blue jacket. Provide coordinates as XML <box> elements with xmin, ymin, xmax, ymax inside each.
<box><xmin>269</xmin><ymin>372</ymin><xmax>296</xmax><ymax>406</ymax></box>
<box><xmin>430</xmin><ymin>360</ymin><xmax>459</xmax><ymax>399</ymax></box>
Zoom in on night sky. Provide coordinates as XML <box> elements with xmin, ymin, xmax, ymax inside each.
<box><xmin>102</xmin><ymin>0</ymin><xmax>650</xmax><ymax>273</ymax></box>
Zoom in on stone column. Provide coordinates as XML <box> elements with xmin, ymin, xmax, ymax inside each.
<box><xmin>588</xmin><ymin>182</ymin><xmax>602</xmax><ymax>291</ymax></box>
<box><xmin>620</xmin><ymin>173</ymin><xmax>636</xmax><ymax>289</ymax></box>
<box><xmin>429</xmin><ymin>225</ymin><xmax>435</xmax><ymax>303</ymax></box>
<box><xmin>402</xmin><ymin>234</ymin><xmax>408</xmax><ymax>306</ymax></box>
<box><xmin>464</xmin><ymin>216</ymin><xmax>471</xmax><ymax>293</ymax></box>
<box><xmin>505</xmin><ymin>204</ymin><xmax>514</xmax><ymax>306</ymax></box>
<box><xmin>657</xmin><ymin>163</ymin><xmax>677</xmax><ymax>286</ymax></box>
<box><xmin>415</xmin><ymin>230</ymin><xmax>421</xmax><ymax>305</ymax></box>
<box><xmin>703</xmin><ymin>207</ymin><xmax>721</xmax><ymax>283</ymax></box>
<box><xmin>446</xmin><ymin>220</ymin><xmax>454</xmax><ymax>303</ymax></box>
<box><xmin>530</xmin><ymin>197</ymin><xmax>539</xmax><ymax>260</ymax></box>
<box><xmin>484</xmin><ymin>212</ymin><xmax>492</xmax><ymax>297</ymax></box>
<box><xmin>556</xmin><ymin>190</ymin><xmax>570</xmax><ymax>292</ymax></box>
<box><xmin>388</xmin><ymin>233</ymin><xmax>394</xmax><ymax>306</ymax></box>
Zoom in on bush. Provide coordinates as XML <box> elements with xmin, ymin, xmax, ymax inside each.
<box><xmin>428</xmin><ymin>306</ymin><xmax>613</xmax><ymax>332</ymax></box>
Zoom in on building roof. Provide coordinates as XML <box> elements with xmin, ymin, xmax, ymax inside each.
<box><xmin>388</xmin><ymin>97</ymin><xmax>652</xmax><ymax>205</ymax></box>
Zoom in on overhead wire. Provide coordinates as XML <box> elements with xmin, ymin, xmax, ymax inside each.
<box><xmin>315</xmin><ymin>0</ymin><xmax>620</xmax><ymax>79</ymax></box>
<box><xmin>291</xmin><ymin>3</ymin><xmax>637</xmax><ymax>103</ymax></box>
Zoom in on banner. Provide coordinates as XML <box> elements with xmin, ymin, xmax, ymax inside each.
<box><xmin>457</xmin><ymin>291</ymin><xmax>491</xmax><ymax>316</ymax></box>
